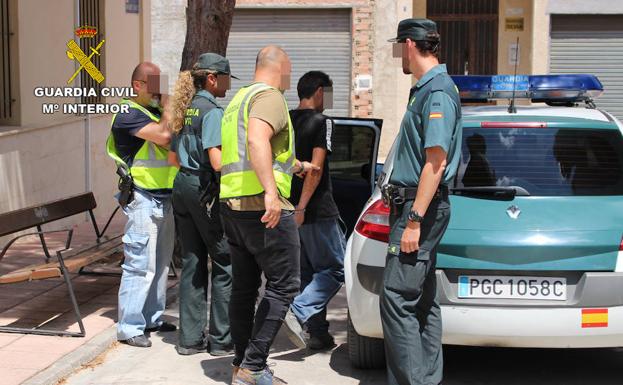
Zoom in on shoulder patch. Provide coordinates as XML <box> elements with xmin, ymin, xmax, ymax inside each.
<box><xmin>326</xmin><ymin>119</ymin><xmax>333</xmax><ymax>152</ymax></box>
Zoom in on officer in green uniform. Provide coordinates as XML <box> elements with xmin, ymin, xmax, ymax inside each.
<box><xmin>381</xmin><ymin>19</ymin><xmax>462</xmax><ymax>385</ymax></box>
<box><xmin>168</xmin><ymin>53</ymin><xmax>237</xmax><ymax>356</ymax></box>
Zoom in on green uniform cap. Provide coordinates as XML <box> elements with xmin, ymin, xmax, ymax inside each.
<box><xmin>195</xmin><ymin>53</ymin><xmax>239</xmax><ymax>79</ymax></box>
<box><xmin>388</xmin><ymin>18</ymin><xmax>439</xmax><ymax>43</ymax></box>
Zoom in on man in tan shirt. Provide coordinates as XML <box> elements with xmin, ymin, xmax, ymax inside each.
<box><xmin>220</xmin><ymin>46</ymin><xmax>317</xmax><ymax>385</ymax></box>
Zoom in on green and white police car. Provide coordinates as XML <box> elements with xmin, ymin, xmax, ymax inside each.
<box><xmin>345</xmin><ymin>75</ymin><xmax>623</xmax><ymax>368</ymax></box>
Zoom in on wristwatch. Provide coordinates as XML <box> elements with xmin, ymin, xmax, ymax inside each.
<box><xmin>407</xmin><ymin>210</ymin><xmax>424</xmax><ymax>223</ymax></box>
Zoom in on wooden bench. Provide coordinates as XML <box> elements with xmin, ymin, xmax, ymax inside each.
<box><xmin>0</xmin><ymin>192</ymin><xmax>122</xmax><ymax>337</ymax></box>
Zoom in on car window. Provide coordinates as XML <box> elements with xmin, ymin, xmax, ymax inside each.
<box><xmin>330</xmin><ymin>124</ymin><xmax>376</xmax><ymax>181</ymax></box>
<box><xmin>453</xmin><ymin>127</ymin><xmax>623</xmax><ymax>196</ymax></box>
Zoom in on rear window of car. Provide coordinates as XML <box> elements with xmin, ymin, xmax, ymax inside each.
<box><xmin>453</xmin><ymin>127</ymin><xmax>623</xmax><ymax>196</ymax></box>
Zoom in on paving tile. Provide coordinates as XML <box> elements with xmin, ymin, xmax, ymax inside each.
<box><xmin>0</xmin><ymin>368</ymin><xmax>38</xmax><ymax>385</ymax></box>
<box><xmin>88</xmin><ymin>294</ymin><xmax>118</xmax><ymax>306</ymax></box>
<box><xmin>6</xmin><ymin>334</ymin><xmax>84</xmax><ymax>354</ymax></box>
<box><xmin>0</xmin><ymin>334</ymin><xmax>22</xmax><ymax>348</ymax></box>
<box><xmin>0</xmin><ymin>349</ymin><xmax>58</xmax><ymax>369</ymax></box>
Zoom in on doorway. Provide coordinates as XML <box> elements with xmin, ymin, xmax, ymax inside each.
<box><xmin>427</xmin><ymin>0</ymin><xmax>498</xmax><ymax>75</ymax></box>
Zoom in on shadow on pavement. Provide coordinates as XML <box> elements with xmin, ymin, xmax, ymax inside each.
<box><xmin>201</xmin><ymin>356</ymin><xmax>235</xmax><ymax>385</ymax></box>
<box><xmin>329</xmin><ymin>343</ymin><xmax>386</xmax><ymax>385</ymax></box>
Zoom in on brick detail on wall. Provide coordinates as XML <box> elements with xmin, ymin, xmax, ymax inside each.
<box><xmin>236</xmin><ymin>0</ymin><xmax>375</xmax><ymax>118</ymax></box>
<box><xmin>352</xmin><ymin>1</ymin><xmax>375</xmax><ymax>117</ymax></box>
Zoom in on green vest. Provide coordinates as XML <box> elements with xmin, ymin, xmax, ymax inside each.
<box><xmin>106</xmin><ymin>98</ymin><xmax>178</xmax><ymax>190</ymax></box>
<box><xmin>220</xmin><ymin>83</ymin><xmax>295</xmax><ymax>199</ymax></box>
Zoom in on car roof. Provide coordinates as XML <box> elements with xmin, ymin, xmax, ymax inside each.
<box><xmin>462</xmin><ymin>105</ymin><xmax>618</xmax><ymax>126</ymax></box>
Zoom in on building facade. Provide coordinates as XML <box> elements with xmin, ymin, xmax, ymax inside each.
<box><xmin>0</xmin><ymin>0</ymin><xmax>152</xmax><ymax>235</ymax></box>
<box><xmin>1</xmin><ymin>0</ymin><xmax>621</xmax><ymax>233</ymax></box>
<box><xmin>152</xmin><ymin>0</ymin><xmax>412</xmax><ymax>158</ymax></box>
<box><xmin>417</xmin><ymin>0</ymin><xmax>623</xmax><ymax>120</ymax></box>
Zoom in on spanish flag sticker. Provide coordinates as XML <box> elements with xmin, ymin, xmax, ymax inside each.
<box><xmin>429</xmin><ymin>112</ymin><xmax>443</xmax><ymax>119</ymax></box>
<box><xmin>581</xmin><ymin>308</ymin><xmax>608</xmax><ymax>328</ymax></box>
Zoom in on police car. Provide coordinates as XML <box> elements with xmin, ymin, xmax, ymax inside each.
<box><xmin>341</xmin><ymin>75</ymin><xmax>623</xmax><ymax>369</ymax></box>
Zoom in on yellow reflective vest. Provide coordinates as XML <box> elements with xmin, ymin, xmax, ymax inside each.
<box><xmin>106</xmin><ymin>99</ymin><xmax>178</xmax><ymax>190</ymax></box>
<box><xmin>220</xmin><ymin>83</ymin><xmax>295</xmax><ymax>199</ymax></box>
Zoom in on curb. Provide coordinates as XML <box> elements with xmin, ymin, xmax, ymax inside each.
<box><xmin>22</xmin><ymin>283</ymin><xmax>179</xmax><ymax>385</ymax></box>
<box><xmin>22</xmin><ymin>327</ymin><xmax>117</xmax><ymax>385</ymax></box>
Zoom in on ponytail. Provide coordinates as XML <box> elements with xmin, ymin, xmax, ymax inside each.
<box><xmin>169</xmin><ymin>68</ymin><xmax>214</xmax><ymax>133</ymax></box>
<box><xmin>169</xmin><ymin>70</ymin><xmax>196</xmax><ymax>134</ymax></box>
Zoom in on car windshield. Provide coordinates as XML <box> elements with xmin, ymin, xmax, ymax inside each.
<box><xmin>453</xmin><ymin>127</ymin><xmax>623</xmax><ymax>196</ymax></box>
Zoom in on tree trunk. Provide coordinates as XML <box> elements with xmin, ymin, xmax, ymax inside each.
<box><xmin>180</xmin><ymin>0</ymin><xmax>236</xmax><ymax>71</ymax></box>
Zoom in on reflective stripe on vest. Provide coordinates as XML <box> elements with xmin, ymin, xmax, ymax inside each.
<box><xmin>106</xmin><ymin>99</ymin><xmax>178</xmax><ymax>190</ymax></box>
<box><xmin>220</xmin><ymin>83</ymin><xmax>295</xmax><ymax>199</ymax></box>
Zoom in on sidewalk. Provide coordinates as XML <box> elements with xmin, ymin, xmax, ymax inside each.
<box><xmin>61</xmin><ymin>289</ymin><xmax>387</xmax><ymax>385</ymax></box>
<box><xmin>0</xmin><ymin>214</ymin><xmax>177</xmax><ymax>385</ymax></box>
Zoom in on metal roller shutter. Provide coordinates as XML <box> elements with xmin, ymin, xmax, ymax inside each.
<box><xmin>550</xmin><ymin>15</ymin><xmax>623</xmax><ymax>120</ymax></box>
<box><xmin>224</xmin><ymin>9</ymin><xmax>352</xmax><ymax>117</ymax></box>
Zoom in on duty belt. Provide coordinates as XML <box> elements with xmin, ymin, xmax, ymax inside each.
<box><xmin>381</xmin><ymin>184</ymin><xmax>448</xmax><ymax>207</ymax></box>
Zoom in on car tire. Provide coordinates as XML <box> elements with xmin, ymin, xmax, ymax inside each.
<box><xmin>347</xmin><ymin>313</ymin><xmax>385</xmax><ymax>369</ymax></box>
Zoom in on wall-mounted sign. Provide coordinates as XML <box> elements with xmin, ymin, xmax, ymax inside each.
<box><xmin>126</xmin><ymin>0</ymin><xmax>139</xmax><ymax>14</ymax></box>
<box><xmin>509</xmin><ymin>43</ymin><xmax>520</xmax><ymax>66</ymax></box>
<box><xmin>506</xmin><ymin>7</ymin><xmax>524</xmax><ymax>17</ymax></box>
<box><xmin>505</xmin><ymin>17</ymin><xmax>524</xmax><ymax>31</ymax></box>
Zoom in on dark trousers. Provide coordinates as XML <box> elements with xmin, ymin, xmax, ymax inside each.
<box><xmin>220</xmin><ymin>204</ymin><xmax>301</xmax><ymax>371</ymax></box>
<box><xmin>172</xmin><ymin>171</ymin><xmax>232</xmax><ymax>350</ymax></box>
<box><xmin>380</xmin><ymin>196</ymin><xmax>450</xmax><ymax>385</ymax></box>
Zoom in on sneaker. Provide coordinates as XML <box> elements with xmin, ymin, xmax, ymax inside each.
<box><xmin>175</xmin><ymin>340</ymin><xmax>207</xmax><ymax>356</ymax></box>
<box><xmin>232</xmin><ymin>365</ymin><xmax>240</xmax><ymax>384</ymax></box>
<box><xmin>145</xmin><ymin>321</ymin><xmax>177</xmax><ymax>333</ymax></box>
<box><xmin>282</xmin><ymin>309</ymin><xmax>307</xmax><ymax>349</ymax></box>
<box><xmin>308</xmin><ymin>332</ymin><xmax>336</xmax><ymax>350</ymax></box>
<box><xmin>121</xmin><ymin>334</ymin><xmax>151</xmax><ymax>348</ymax></box>
<box><xmin>233</xmin><ymin>367</ymin><xmax>286</xmax><ymax>385</ymax></box>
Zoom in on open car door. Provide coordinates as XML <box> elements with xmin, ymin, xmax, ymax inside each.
<box><xmin>329</xmin><ymin>118</ymin><xmax>383</xmax><ymax>236</ymax></box>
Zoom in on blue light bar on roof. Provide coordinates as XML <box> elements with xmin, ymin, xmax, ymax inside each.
<box><xmin>451</xmin><ymin>74</ymin><xmax>603</xmax><ymax>103</ymax></box>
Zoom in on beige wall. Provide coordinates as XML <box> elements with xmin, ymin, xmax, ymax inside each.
<box><xmin>16</xmin><ymin>0</ymin><xmax>75</xmax><ymax>128</ymax></box>
<box><xmin>413</xmin><ymin>0</ymin><xmax>425</xmax><ymax>17</ymax></box>
<box><xmin>104</xmin><ymin>0</ymin><xmax>146</xmax><ymax>90</ymax></box>
<box><xmin>532</xmin><ymin>0</ymin><xmax>549</xmax><ymax>74</ymax></box>
<box><xmin>0</xmin><ymin>2</ymin><xmax>151</xmax><ymax>236</ymax></box>
<box><xmin>374</xmin><ymin>0</ymin><xmax>413</xmax><ymax>159</ymax></box>
<box><xmin>497</xmin><ymin>0</ymin><xmax>534</xmax><ymax>75</ymax></box>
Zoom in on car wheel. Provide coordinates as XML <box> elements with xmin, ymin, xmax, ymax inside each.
<box><xmin>347</xmin><ymin>312</ymin><xmax>385</xmax><ymax>369</ymax></box>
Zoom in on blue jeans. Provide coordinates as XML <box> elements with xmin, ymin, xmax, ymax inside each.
<box><xmin>291</xmin><ymin>218</ymin><xmax>345</xmax><ymax>334</ymax></box>
<box><xmin>117</xmin><ymin>189</ymin><xmax>175</xmax><ymax>340</ymax></box>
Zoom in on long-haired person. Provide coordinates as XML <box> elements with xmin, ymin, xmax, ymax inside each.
<box><xmin>168</xmin><ymin>53</ymin><xmax>236</xmax><ymax>356</ymax></box>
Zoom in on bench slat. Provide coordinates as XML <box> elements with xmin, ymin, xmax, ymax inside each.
<box><xmin>0</xmin><ymin>239</ymin><xmax>123</xmax><ymax>284</ymax></box>
<box><xmin>0</xmin><ymin>192</ymin><xmax>97</xmax><ymax>237</ymax></box>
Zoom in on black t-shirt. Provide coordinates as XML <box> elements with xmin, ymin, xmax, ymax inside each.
<box><xmin>111</xmin><ymin>106</ymin><xmax>161</xmax><ymax>165</ymax></box>
<box><xmin>289</xmin><ymin>109</ymin><xmax>340</xmax><ymax>223</ymax></box>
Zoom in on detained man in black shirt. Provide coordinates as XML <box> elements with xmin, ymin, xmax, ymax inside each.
<box><xmin>285</xmin><ymin>71</ymin><xmax>345</xmax><ymax>350</ymax></box>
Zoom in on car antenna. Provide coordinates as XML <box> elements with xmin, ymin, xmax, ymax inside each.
<box><xmin>508</xmin><ymin>37</ymin><xmax>520</xmax><ymax>114</ymax></box>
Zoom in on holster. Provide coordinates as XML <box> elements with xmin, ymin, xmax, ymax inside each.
<box><xmin>198</xmin><ymin>168</ymin><xmax>220</xmax><ymax>218</ymax></box>
<box><xmin>116</xmin><ymin>166</ymin><xmax>134</xmax><ymax>207</ymax></box>
<box><xmin>381</xmin><ymin>184</ymin><xmax>405</xmax><ymax>216</ymax></box>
